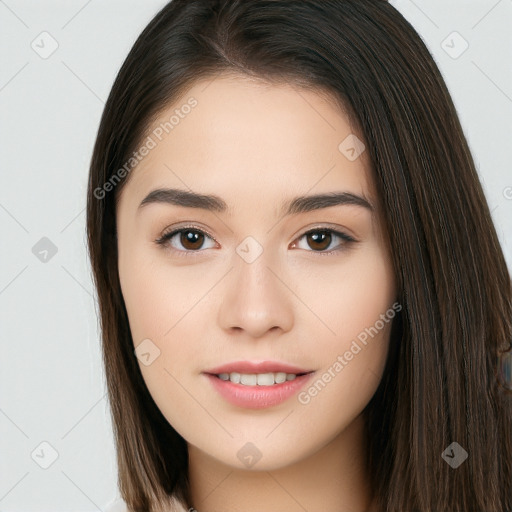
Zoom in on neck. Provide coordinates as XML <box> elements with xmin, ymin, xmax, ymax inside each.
<box><xmin>187</xmin><ymin>413</ymin><xmax>376</xmax><ymax>512</ymax></box>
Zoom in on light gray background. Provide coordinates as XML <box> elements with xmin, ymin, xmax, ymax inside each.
<box><xmin>1</xmin><ymin>1</ymin><xmax>511</xmax><ymax>510</ymax></box>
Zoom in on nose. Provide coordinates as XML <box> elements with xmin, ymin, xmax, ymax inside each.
<box><xmin>217</xmin><ymin>253</ymin><xmax>294</xmax><ymax>339</ymax></box>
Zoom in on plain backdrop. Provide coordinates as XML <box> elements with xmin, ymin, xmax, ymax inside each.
<box><xmin>0</xmin><ymin>0</ymin><xmax>511</xmax><ymax>510</ymax></box>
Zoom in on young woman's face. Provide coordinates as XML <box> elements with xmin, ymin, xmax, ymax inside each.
<box><xmin>116</xmin><ymin>74</ymin><xmax>397</xmax><ymax>470</ymax></box>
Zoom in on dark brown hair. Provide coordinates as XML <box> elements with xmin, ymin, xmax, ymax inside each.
<box><xmin>86</xmin><ymin>1</ymin><xmax>512</xmax><ymax>510</ymax></box>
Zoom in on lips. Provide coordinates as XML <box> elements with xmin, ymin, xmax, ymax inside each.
<box><xmin>203</xmin><ymin>360</ymin><xmax>313</xmax><ymax>375</ymax></box>
<box><xmin>204</xmin><ymin>371</ymin><xmax>316</xmax><ymax>409</ymax></box>
<box><xmin>202</xmin><ymin>360</ymin><xmax>316</xmax><ymax>408</ymax></box>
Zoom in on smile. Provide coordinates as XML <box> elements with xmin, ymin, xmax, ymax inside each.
<box><xmin>204</xmin><ymin>371</ymin><xmax>315</xmax><ymax>409</ymax></box>
<box><xmin>217</xmin><ymin>371</ymin><xmax>304</xmax><ymax>385</ymax></box>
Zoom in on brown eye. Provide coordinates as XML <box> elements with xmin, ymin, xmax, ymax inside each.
<box><xmin>291</xmin><ymin>228</ymin><xmax>356</xmax><ymax>254</ymax></box>
<box><xmin>306</xmin><ymin>231</ymin><xmax>332</xmax><ymax>251</ymax></box>
<box><xmin>156</xmin><ymin>226</ymin><xmax>217</xmax><ymax>254</ymax></box>
<box><xmin>179</xmin><ymin>229</ymin><xmax>205</xmax><ymax>250</ymax></box>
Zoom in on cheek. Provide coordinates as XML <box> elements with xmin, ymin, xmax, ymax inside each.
<box><xmin>294</xmin><ymin>242</ymin><xmax>396</xmax><ymax>345</ymax></box>
<box><xmin>118</xmin><ymin>243</ymin><xmax>218</xmax><ymax>410</ymax></box>
<box><xmin>118</xmin><ymin>247</ymin><xmax>202</xmax><ymax>418</ymax></box>
<box><xmin>292</xmin><ymin>244</ymin><xmax>396</xmax><ymax>408</ymax></box>
<box><xmin>119</xmin><ymin>242</ymin><xmax>204</xmax><ymax>344</ymax></box>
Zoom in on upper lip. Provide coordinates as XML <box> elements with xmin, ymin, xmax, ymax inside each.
<box><xmin>203</xmin><ymin>361</ymin><xmax>314</xmax><ymax>375</ymax></box>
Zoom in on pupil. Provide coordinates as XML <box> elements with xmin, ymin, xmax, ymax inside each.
<box><xmin>309</xmin><ymin>232</ymin><xmax>330</xmax><ymax>251</ymax></box>
<box><xmin>182</xmin><ymin>230</ymin><xmax>203</xmax><ymax>249</ymax></box>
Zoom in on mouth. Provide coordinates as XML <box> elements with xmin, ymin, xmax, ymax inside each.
<box><xmin>203</xmin><ymin>360</ymin><xmax>314</xmax><ymax>386</ymax></box>
<box><xmin>209</xmin><ymin>370</ymin><xmax>312</xmax><ymax>386</ymax></box>
<box><xmin>202</xmin><ymin>360</ymin><xmax>316</xmax><ymax>408</ymax></box>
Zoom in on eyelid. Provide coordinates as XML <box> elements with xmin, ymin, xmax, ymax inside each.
<box><xmin>297</xmin><ymin>222</ymin><xmax>357</xmax><ymax>241</ymax></box>
<box><xmin>158</xmin><ymin>223</ymin><xmax>218</xmax><ymax>243</ymax></box>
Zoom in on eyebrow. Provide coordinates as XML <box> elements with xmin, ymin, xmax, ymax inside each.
<box><xmin>138</xmin><ymin>187</ymin><xmax>374</xmax><ymax>216</ymax></box>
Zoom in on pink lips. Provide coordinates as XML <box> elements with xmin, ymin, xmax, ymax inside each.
<box><xmin>202</xmin><ymin>360</ymin><xmax>315</xmax><ymax>409</ymax></box>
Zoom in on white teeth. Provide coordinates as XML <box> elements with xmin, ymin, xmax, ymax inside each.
<box><xmin>240</xmin><ymin>374</ymin><xmax>257</xmax><ymax>385</ymax></box>
<box><xmin>275</xmin><ymin>372</ymin><xmax>287</xmax><ymax>383</ymax></box>
<box><xmin>256</xmin><ymin>373</ymin><xmax>275</xmax><ymax>386</ymax></box>
<box><xmin>216</xmin><ymin>372</ymin><xmax>301</xmax><ymax>385</ymax></box>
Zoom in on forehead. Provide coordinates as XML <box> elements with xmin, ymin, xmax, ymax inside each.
<box><xmin>118</xmin><ymin>74</ymin><xmax>376</xmax><ymax>212</ymax></box>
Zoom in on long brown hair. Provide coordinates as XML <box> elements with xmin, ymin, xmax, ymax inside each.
<box><xmin>86</xmin><ymin>1</ymin><xmax>512</xmax><ymax>510</ymax></box>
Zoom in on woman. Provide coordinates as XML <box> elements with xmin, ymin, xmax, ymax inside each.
<box><xmin>88</xmin><ymin>1</ymin><xmax>512</xmax><ymax>511</ymax></box>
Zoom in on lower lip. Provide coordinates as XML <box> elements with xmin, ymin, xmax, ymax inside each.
<box><xmin>204</xmin><ymin>372</ymin><xmax>315</xmax><ymax>409</ymax></box>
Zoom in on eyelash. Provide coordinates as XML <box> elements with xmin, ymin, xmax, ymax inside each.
<box><xmin>155</xmin><ymin>224</ymin><xmax>356</xmax><ymax>257</ymax></box>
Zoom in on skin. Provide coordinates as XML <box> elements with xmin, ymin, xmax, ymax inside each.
<box><xmin>116</xmin><ymin>73</ymin><xmax>397</xmax><ymax>512</ymax></box>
